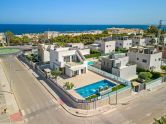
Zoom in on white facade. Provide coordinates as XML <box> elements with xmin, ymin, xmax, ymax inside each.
<box><xmin>90</xmin><ymin>37</ymin><xmax>116</xmax><ymax>54</ymax></box>
<box><xmin>115</xmin><ymin>36</ymin><xmax>132</xmax><ymax>49</ymax></box>
<box><xmin>128</xmin><ymin>47</ymin><xmax>162</xmax><ymax>71</ymax></box>
<box><xmin>38</xmin><ymin>44</ymin><xmax>56</xmax><ymax>63</ymax></box>
<box><xmin>89</xmin><ymin>43</ymin><xmax>100</xmax><ymax>51</ymax></box>
<box><xmin>145</xmin><ymin>35</ymin><xmax>158</xmax><ymax>45</ymax></box>
<box><xmin>66</xmin><ymin>43</ymin><xmax>84</xmax><ymax>49</ymax></box>
<box><xmin>0</xmin><ymin>33</ymin><xmax>6</xmax><ymax>45</ymax></box>
<box><xmin>50</xmin><ymin>47</ymin><xmax>90</xmax><ymax>77</ymax></box>
<box><xmin>132</xmin><ymin>36</ymin><xmax>146</xmax><ymax>46</ymax></box>
<box><xmin>44</xmin><ymin>31</ymin><xmax>59</xmax><ymax>39</ymax></box>
<box><xmin>101</xmin><ymin>53</ymin><xmax>137</xmax><ymax>80</ymax></box>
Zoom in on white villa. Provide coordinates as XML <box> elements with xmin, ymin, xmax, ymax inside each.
<box><xmin>89</xmin><ymin>37</ymin><xmax>116</xmax><ymax>54</ymax></box>
<box><xmin>132</xmin><ymin>35</ymin><xmax>146</xmax><ymax>46</ymax></box>
<box><xmin>145</xmin><ymin>35</ymin><xmax>158</xmax><ymax>45</ymax></box>
<box><xmin>101</xmin><ymin>53</ymin><xmax>137</xmax><ymax>80</ymax></box>
<box><xmin>115</xmin><ymin>36</ymin><xmax>132</xmax><ymax>49</ymax></box>
<box><xmin>38</xmin><ymin>44</ymin><xmax>57</xmax><ymax>63</ymax></box>
<box><xmin>128</xmin><ymin>46</ymin><xmax>162</xmax><ymax>71</ymax></box>
<box><xmin>50</xmin><ymin>47</ymin><xmax>90</xmax><ymax>77</ymax></box>
<box><xmin>66</xmin><ymin>43</ymin><xmax>85</xmax><ymax>49</ymax></box>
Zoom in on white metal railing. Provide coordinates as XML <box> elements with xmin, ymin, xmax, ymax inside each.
<box><xmin>88</xmin><ymin>65</ymin><xmax>131</xmax><ymax>86</ymax></box>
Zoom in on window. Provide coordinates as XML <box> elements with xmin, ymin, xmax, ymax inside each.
<box><xmin>158</xmin><ymin>47</ymin><xmax>162</xmax><ymax>51</ymax></box>
<box><xmin>142</xmin><ymin>59</ymin><xmax>147</xmax><ymax>63</ymax></box>
<box><xmin>137</xmin><ymin>58</ymin><xmax>139</xmax><ymax>60</ymax></box>
<box><xmin>159</xmin><ymin>58</ymin><xmax>161</xmax><ymax>61</ymax></box>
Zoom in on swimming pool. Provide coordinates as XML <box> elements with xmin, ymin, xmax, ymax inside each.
<box><xmin>88</xmin><ymin>61</ymin><xmax>94</xmax><ymax>66</ymax></box>
<box><xmin>75</xmin><ymin>80</ymin><xmax>116</xmax><ymax>98</ymax></box>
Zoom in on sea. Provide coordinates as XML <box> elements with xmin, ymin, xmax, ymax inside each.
<box><xmin>0</xmin><ymin>24</ymin><xmax>149</xmax><ymax>35</ymax></box>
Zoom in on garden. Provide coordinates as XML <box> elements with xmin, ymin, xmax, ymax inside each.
<box><xmin>134</xmin><ymin>68</ymin><xmax>162</xmax><ymax>84</ymax></box>
<box><xmin>85</xmin><ymin>50</ymin><xmax>101</xmax><ymax>59</ymax></box>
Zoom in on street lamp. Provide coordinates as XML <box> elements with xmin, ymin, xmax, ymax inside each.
<box><xmin>116</xmin><ymin>83</ymin><xmax>118</xmax><ymax>105</ymax></box>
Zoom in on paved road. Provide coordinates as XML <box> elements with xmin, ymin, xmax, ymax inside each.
<box><xmin>1</xmin><ymin>56</ymin><xmax>166</xmax><ymax>124</ymax></box>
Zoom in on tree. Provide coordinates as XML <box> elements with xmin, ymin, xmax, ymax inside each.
<box><xmin>51</xmin><ymin>70</ymin><xmax>62</xmax><ymax>79</ymax></box>
<box><xmin>149</xmin><ymin>38</ymin><xmax>157</xmax><ymax>45</ymax></box>
<box><xmin>5</xmin><ymin>31</ymin><xmax>14</xmax><ymax>46</ymax></box>
<box><xmin>102</xmin><ymin>30</ymin><xmax>109</xmax><ymax>34</ymax></box>
<box><xmin>138</xmin><ymin>72</ymin><xmax>152</xmax><ymax>81</ymax></box>
<box><xmin>145</xmin><ymin>26</ymin><xmax>159</xmax><ymax>36</ymax></box>
<box><xmin>64</xmin><ymin>82</ymin><xmax>74</xmax><ymax>90</ymax></box>
<box><xmin>22</xmin><ymin>36</ymin><xmax>31</xmax><ymax>44</ymax></box>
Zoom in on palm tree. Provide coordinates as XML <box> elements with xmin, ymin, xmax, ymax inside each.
<box><xmin>64</xmin><ymin>82</ymin><xmax>74</xmax><ymax>90</ymax></box>
<box><xmin>5</xmin><ymin>31</ymin><xmax>14</xmax><ymax>46</ymax></box>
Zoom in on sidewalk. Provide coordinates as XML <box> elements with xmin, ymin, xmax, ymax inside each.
<box><xmin>0</xmin><ymin>59</ymin><xmax>22</xmax><ymax>123</ymax></box>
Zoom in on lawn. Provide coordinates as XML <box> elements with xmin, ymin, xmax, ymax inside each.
<box><xmin>112</xmin><ymin>84</ymin><xmax>126</xmax><ymax>92</ymax></box>
<box><xmin>0</xmin><ymin>48</ymin><xmax>20</xmax><ymax>55</ymax></box>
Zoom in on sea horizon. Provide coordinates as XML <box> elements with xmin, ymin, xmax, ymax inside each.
<box><xmin>0</xmin><ymin>24</ymin><xmax>150</xmax><ymax>35</ymax></box>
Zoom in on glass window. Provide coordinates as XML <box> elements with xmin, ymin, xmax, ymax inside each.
<box><xmin>142</xmin><ymin>59</ymin><xmax>147</xmax><ymax>63</ymax></box>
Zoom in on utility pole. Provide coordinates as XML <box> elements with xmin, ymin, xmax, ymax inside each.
<box><xmin>158</xmin><ymin>20</ymin><xmax>166</xmax><ymax>44</ymax></box>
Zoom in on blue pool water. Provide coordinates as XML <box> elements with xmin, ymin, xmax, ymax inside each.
<box><xmin>75</xmin><ymin>80</ymin><xmax>116</xmax><ymax>98</ymax></box>
<box><xmin>88</xmin><ymin>61</ymin><xmax>95</xmax><ymax>66</ymax></box>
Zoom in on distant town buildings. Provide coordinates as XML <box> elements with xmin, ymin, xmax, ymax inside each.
<box><xmin>44</xmin><ymin>30</ymin><xmax>103</xmax><ymax>39</ymax></box>
<box><xmin>0</xmin><ymin>33</ymin><xmax>6</xmax><ymax>46</ymax></box>
<box><xmin>107</xmin><ymin>28</ymin><xmax>144</xmax><ymax>35</ymax></box>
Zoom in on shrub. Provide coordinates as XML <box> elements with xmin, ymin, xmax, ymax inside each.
<box><xmin>64</xmin><ymin>82</ymin><xmax>74</xmax><ymax>90</ymax></box>
<box><xmin>138</xmin><ymin>72</ymin><xmax>152</xmax><ymax>81</ymax></box>
<box><xmin>151</xmin><ymin>71</ymin><xmax>161</xmax><ymax>79</ymax></box>
<box><xmin>51</xmin><ymin>70</ymin><xmax>62</xmax><ymax>79</ymax></box>
<box><xmin>115</xmin><ymin>48</ymin><xmax>128</xmax><ymax>53</ymax></box>
<box><xmin>161</xmin><ymin>65</ymin><xmax>166</xmax><ymax>72</ymax></box>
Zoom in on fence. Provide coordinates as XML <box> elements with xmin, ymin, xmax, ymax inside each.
<box><xmin>18</xmin><ymin>55</ymin><xmax>132</xmax><ymax>109</ymax></box>
<box><xmin>88</xmin><ymin>65</ymin><xmax>131</xmax><ymax>86</ymax></box>
<box><xmin>145</xmin><ymin>77</ymin><xmax>163</xmax><ymax>90</ymax></box>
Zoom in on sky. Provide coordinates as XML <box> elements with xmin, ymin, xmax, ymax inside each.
<box><xmin>1</xmin><ymin>0</ymin><xmax>166</xmax><ymax>25</ymax></box>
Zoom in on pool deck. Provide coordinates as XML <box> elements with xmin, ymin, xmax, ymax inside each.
<box><xmin>59</xmin><ymin>70</ymin><xmax>117</xmax><ymax>100</ymax></box>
